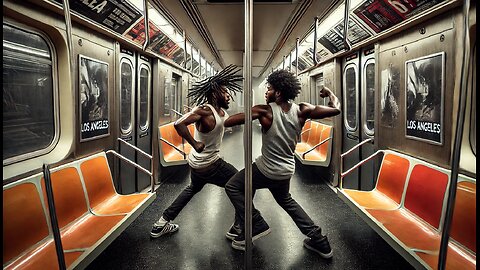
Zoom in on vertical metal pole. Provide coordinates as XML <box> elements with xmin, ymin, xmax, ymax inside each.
<box><xmin>142</xmin><ymin>0</ymin><xmax>150</xmax><ymax>51</ymax></box>
<box><xmin>62</xmin><ymin>0</ymin><xmax>74</xmax><ymax>81</ymax></box>
<box><xmin>295</xmin><ymin>38</ymin><xmax>299</xmax><ymax>77</ymax></box>
<box><xmin>183</xmin><ymin>30</ymin><xmax>187</xmax><ymax>69</ymax></box>
<box><xmin>437</xmin><ymin>0</ymin><xmax>470</xmax><ymax>269</ymax></box>
<box><xmin>343</xmin><ymin>0</ymin><xmax>351</xmax><ymax>51</ymax></box>
<box><xmin>289</xmin><ymin>52</ymin><xmax>292</xmax><ymax>72</ymax></box>
<box><xmin>190</xmin><ymin>45</ymin><xmax>194</xmax><ymax>72</ymax></box>
<box><xmin>282</xmin><ymin>55</ymin><xmax>285</xmax><ymax>69</ymax></box>
<box><xmin>199</xmin><ymin>53</ymin><xmax>202</xmax><ymax>77</ymax></box>
<box><xmin>244</xmin><ymin>0</ymin><xmax>253</xmax><ymax>269</ymax></box>
<box><xmin>313</xmin><ymin>16</ymin><xmax>318</xmax><ymax>65</ymax></box>
<box><xmin>43</xmin><ymin>165</ymin><xmax>67</xmax><ymax>270</ymax></box>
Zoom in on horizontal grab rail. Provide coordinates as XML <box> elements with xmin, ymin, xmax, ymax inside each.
<box><xmin>159</xmin><ymin>138</ymin><xmax>187</xmax><ymax>159</ymax></box>
<box><xmin>302</xmin><ymin>137</ymin><xmax>331</xmax><ymax>159</ymax></box>
<box><xmin>341</xmin><ymin>137</ymin><xmax>373</xmax><ymax>158</ymax></box>
<box><xmin>170</xmin><ymin>109</ymin><xmax>183</xmax><ymax>117</ymax></box>
<box><xmin>106</xmin><ymin>150</ymin><xmax>152</xmax><ymax>177</ymax></box>
<box><xmin>118</xmin><ymin>138</ymin><xmax>152</xmax><ymax>159</ymax></box>
<box><xmin>341</xmin><ymin>151</ymin><xmax>383</xmax><ymax>180</ymax></box>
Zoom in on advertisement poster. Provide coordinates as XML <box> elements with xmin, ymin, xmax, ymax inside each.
<box><xmin>52</xmin><ymin>0</ymin><xmax>142</xmax><ymax>35</ymax></box>
<box><xmin>333</xmin><ymin>18</ymin><xmax>372</xmax><ymax>45</ymax></box>
<box><xmin>380</xmin><ymin>66</ymin><xmax>400</xmax><ymax>128</ymax></box>
<box><xmin>353</xmin><ymin>0</ymin><xmax>445</xmax><ymax>33</ymax></box>
<box><xmin>405</xmin><ymin>52</ymin><xmax>444</xmax><ymax>144</ymax></box>
<box><xmin>318</xmin><ymin>28</ymin><xmax>344</xmax><ymax>53</ymax></box>
<box><xmin>79</xmin><ymin>55</ymin><xmax>110</xmax><ymax>141</ymax></box>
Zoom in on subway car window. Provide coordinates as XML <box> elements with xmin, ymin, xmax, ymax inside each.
<box><xmin>139</xmin><ymin>65</ymin><xmax>150</xmax><ymax>131</ymax></box>
<box><xmin>3</xmin><ymin>22</ymin><xmax>57</xmax><ymax>163</ymax></box>
<box><xmin>344</xmin><ymin>65</ymin><xmax>357</xmax><ymax>131</ymax></box>
<box><xmin>364</xmin><ymin>61</ymin><xmax>375</xmax><ymax>135</ymax></box>
<box><xmin>120</xmin><ymin>59</ymin><xmax>133</xmax><ymax>134</ymax></box>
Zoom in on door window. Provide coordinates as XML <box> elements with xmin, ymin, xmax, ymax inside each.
<box><xmin>120</xmin><ymin>59</ymin><xmax>134</xmax><ymax>135</ymax></box>
<box><xmin>344</xmin><ymin>65</ymin><xmax>358</xmax><ymax>131</ymax></box>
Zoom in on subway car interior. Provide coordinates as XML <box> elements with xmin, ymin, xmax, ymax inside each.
<box><xmin>2</xmin><ymin>0</ymin><xmax>476</xmax><ymax>269</ymax></box>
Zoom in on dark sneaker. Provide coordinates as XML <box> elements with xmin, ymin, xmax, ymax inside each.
<box><xmin>303</xmin><ymin>235</ymin><xmax>333</xmax><ymax>259</ymax></box>
<box><xmin>226</xmin><ymin>224</ymin><xmax>241</xmax><ymax>241</ymax></box>
<box><xmin>150</xmin><ymin>222</ymin><xmax>179</xmax><ymax>238</ymax></box>
<box><xmin>231</xmin><ymin>222</ymin><xmax>271</xmax><ymax>251</ymax></box>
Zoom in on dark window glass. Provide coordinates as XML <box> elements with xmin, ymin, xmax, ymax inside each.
<box><xmin>365</xmin><ymin>62</ymin><xmax>375</xmax><ymax>133</ymax></box>
<box><xmin>120</xmin><ymin>61</ymin><xmax>133</xmax><ymax>133</ymax></box>
<box><xmin>345</xmin><ymin>66</ymin><xmax>357</xmax><ymax>130</ymax></box>
<box><xmin>3</xmin><ymin>23</ymin><xmax>55</xmax><ymax>161</ymax></box>
<box><xmin>139</xmin><ymin>66</ymin><xmax>149</xmax><ymax>131</ymax></box>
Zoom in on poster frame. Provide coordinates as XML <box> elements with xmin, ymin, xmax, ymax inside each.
<box><xmin>404</xmin><ymin>51</ymin><xmax>445</xmax><ymax>145</ymax></box>
<box><xmin>78</xmin><ymin>54</ymin><xmax>111</xmax><ymax>142</ymax></box>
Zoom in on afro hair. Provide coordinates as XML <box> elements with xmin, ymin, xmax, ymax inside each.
<box><xmin>266</xmin><ymin>69</ymin><xmax>301</xmax><ymax>101</ymax></box>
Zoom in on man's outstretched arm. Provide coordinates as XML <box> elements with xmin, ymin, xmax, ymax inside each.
<box><xmin>174</xmin><ymin>107</ymin><xmax>205</xmax><ymax>152</ymax></box>
<box><xmin>299</xmin><ymin>86</ymin><xmax>341</xmax><ymax>120</ymax></box>
<box><xmin>224</xmin><ymin>105</ymin><xmax>270</xmax><ymax>127</ymax></box>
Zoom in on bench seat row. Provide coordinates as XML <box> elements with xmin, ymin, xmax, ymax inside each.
<box><xmin>338</xmin><ymin>150</ymin><xmax>476</xmax><ymax>270</ymax></box>
<box><xmin>3</xmin><ymin>152</ymin><xmax>156</xmax><ymax>270</ymax></box>
<box><xmin>158</xmin><ymin>122</ymin><xmax>195</xmax><ymax>166</ymax></box>
<box><xmin>294</xmin><ymin>120</ymin><xmax>333</xmax><ymax>166</ymax></box>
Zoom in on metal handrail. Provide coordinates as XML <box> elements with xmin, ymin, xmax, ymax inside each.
<box><xmin>300</xmin><ymin>128</ymin><xmax>312</xmax><ymax>136</ymax></box>
<box><xmin>118</xmin><ymin>138</ymin><xmax>152</xmax><ymax>160</ymax></box>
<box><xmin>302</xmin><ymin>137</ymin><xmax>332</xmax><ymax>159</ymax></box>
<box><xmin>108</xmin><ymin>139</ymin><xmax>154</xmax><ymax>193</ymax></box>
<box><xmin>339</xmin><ymin>138</ymin><xmax>374</xmax><ymax>189</ymax></box>
<box><xmin>42</xmin><ymin>164</ymin><xmax>66</xmax><ymax>270</ymax></box>
<box><xmin>340</xmin><ymin>150</ymin><xmax>384</xmax><ymax>189</ymax></box>
<box><xmin>159</xmin><ymin>138</ymin><xmax>187</xmax><ymax>159</ymax></box>
<box><xmin>171</xmin><ymin>109</ymin><xmax>183</xmax><ymax>117</ymax></box>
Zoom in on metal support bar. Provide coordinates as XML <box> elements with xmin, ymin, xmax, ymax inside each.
<box><xmin>438</xmin><ymin>0</ymin><xmax>470</xmax><ymax>268</ymax></box>
<box><xmin>244</xmin><ymin>0</ymin><xmax>253</xmax><ymax>268</ymax></box>
<box><xmin>106</xmin><ymin>150</ymin><xmax>152</xmax><ymax>178</ymax></box>
<box><xmin>118</xmin><ymin>138</ymin><xmax>152</xmax><ymax>159</ymax></box>
<box><xmin>295</xmin><ymin>37</ymin><xmax>299</xmax><ymax>76</ymax></box>
<box><xmin>142</xmin><ymin>0</ymin><xmax>150</xmax><ymax>51</ymax></box>
<box><xmin>313</xmin><ymin>16</ymin><xmax>319</xmax><ymax>65</ymax></box>
<box><xmin>340</xmin><ymin>151</ymin><xmax>382</xmax><ymax>186</ymax></box>
<box><xmin>42</xmin><ymin>164</ymin><xmax>67</xmax><ymax>270</ymax></box>
<box><xmin>302</xmin><ymin>137</ymin><xmax>331</xmax><ymax>159</ymax></box>
<box><xmin>159</xmin><ymin>138</ymin><xmax>187</xmax><ymax>157</ymax></box>
<box><xmin>183</xmin><ymin>30</ymin><xmax>187</xmax><ymax>69</ymax></box>
<box><xmin>342</xmin><ymin>0</ymin><xmax>352</xmax><ymax>51</ymax></box>
<box><xmin>170</xmin><ymin>109</ymin><xmax>184</xmax><ymax>117</ymax></box>
<box><xmin>340</xmin><ymin>138</ymin><xmax>374</xmax><ymax>188</ymax></box>
<box><xmin>300</xmin><ymin>128</ymin><xmax>312</xmax><ymax>136</ymax></box>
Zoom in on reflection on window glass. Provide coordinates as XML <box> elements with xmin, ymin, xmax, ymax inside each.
<box><xmin>139</xmin><ymin>66</ymin><xmax>149</xmax><ymax>131</ymax></box>
<box><xmin>164</xmin><ymin>78</ymin><xmax>171</xmax><ymax>116</ymax></box>
<box><xmin>365</xmin><ymin>62</ymin><xmax>375</xmax><ymax>133</ymax></box>
<box><xmin>120</xmin><ymin>61</ymin><xmax>132</xmax><ymax>133</ymax></box>
<box><xmin>3</xmin><ymin>23</ymin><xmax>56</xmax><ymax>161</ymax></box>
<box><xmin>345</xmin><ymin>66</ymin><xmax>357</xmax><ymax>130</ymax></box>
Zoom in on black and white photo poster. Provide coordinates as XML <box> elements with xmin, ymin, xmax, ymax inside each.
<box><xmin>405</xmin><ymin>52</ymin><xmax>444</xmax><ymax>145</ymax></box>
<box><xmin>380</xmin><ymin>66</ymin><xmax>400</xmax><ymax>128</ymax></box>
<box><xmin>79</xmin><ymin>55</ymin><xmax>110</xmax><ymax>141</ymax></box>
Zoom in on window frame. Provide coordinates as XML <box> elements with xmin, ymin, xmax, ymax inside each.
<box><xmin>3</xmin><ymin>21</ymin><xmax>60</xmax><ymax>166</ymax></box>
<box><xmin>137</xmin><ymin>63</ymin><xmax>151</xmax><ymax>132</ymax></box>
<box><xmin>343</xmin><ymin>63</ymin><xmax>359</xmax><ymax>132</ymax></box>
<box><xmin>119</xmin><ymin>57</ymin><xmax>135</xmax><ymax>135</ymax></box>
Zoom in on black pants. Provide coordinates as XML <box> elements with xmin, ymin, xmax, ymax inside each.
<box><xmin>162</xmin><ymin>158</ymin><xmax>239</xmax><ymax>223</ymax></box>
<box><xmin>225</xmin><ymin>162</ymin><xmax>323</xmax><ymax>239</ymax></box>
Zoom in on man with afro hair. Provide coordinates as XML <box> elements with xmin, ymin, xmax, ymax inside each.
<box><xmin>224</xmin><ymin>69</ymin><xmax>341</xmax><ymax>258</ymax></box>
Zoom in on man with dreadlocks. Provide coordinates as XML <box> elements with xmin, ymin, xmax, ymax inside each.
<box><xmin>224</xmin><ymin>69</ymin><xmax>341</xmax><ymax>258</ymax></box>
<box><xmin>150</xmin><ymin>65</ymin><xmax>244</xmax><ymax>239</ymax></box>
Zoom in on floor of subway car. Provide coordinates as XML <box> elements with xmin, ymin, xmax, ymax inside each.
<box><xmin>87</xmin><ymin>125</ymin><xmax>414</xmax><ymax>270</ymax></box>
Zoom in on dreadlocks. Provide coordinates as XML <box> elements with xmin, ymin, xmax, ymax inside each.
<box><xmin>187</xmin><ymin>64</ymin><xmax>243</xmax><ymax>107</ymax></box>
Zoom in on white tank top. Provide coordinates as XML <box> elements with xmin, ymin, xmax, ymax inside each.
<box><xmin>188</xmin><ymin>104</ymin><xmax>228</xmax><ymax>169</ymax></box>
<box><xmin>255</xmin><ymin>102</ymin><xmax>301</xmax><ymax>180</ymax></box>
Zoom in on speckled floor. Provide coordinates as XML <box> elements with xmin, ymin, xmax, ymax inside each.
<box><xmin>86</xmin><ymin>126</ymin><xmax>414</xmax><ymax>270</ymax></box>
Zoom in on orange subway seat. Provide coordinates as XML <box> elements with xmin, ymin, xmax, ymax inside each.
<box><xmin>414</xmin><ymin>180</ymin><xmax>476</xmax><ymax>270</ymax></box>
<box><xmin>367</xmin><ymin>164</ymin><xmax>449</xmax><ymax>250</ymax></box>
<box><xmin>300</xmin><ymin>120</ymin><xmax>312</xmax><ymax>143</ymax></box>
<box><xmin>295</xmin><ymin>122</ymin><xmax>319</xmax><ymax>154</ymax></box>
<box><xmin>41</xmin><ymin>168</ymin><xmax>124</xmax><ymax>250</ymax></box>
<box><xmin>317</xmin><ymin>125</ymin><xmax>331</xmax><ymax>157</ymax></box>
<box><xmin>80</xmin><ymin>156</ymin><xmax>149</xmax><ymax>215</ymax></box>
<box><xmin>343</xmin><ymin>153</ymin><xmax>410</xmax><ymax>210</ymax></box>
<box><xmin>3</xmin><ymin>181</ymin><xmax>83</xmax><ymax>270</ymax></box>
